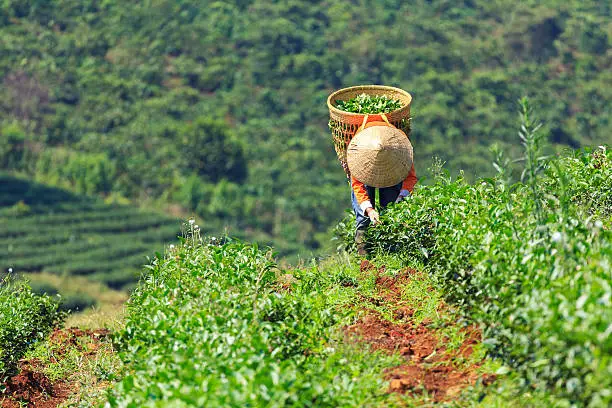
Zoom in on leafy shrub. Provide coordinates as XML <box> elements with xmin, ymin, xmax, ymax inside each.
<box><xmin>179</xmin><ymin>118</ymin><xmax>247</xmax><ymax>184</ymax></box>
<box><xmin>0</xmin><ymin>279</ymin><xmax>64</xmax><ymax>381</ymax></box>
<box><xmin>35</xmin><ymin>149</ymin><xmax>116</xmax><ymax>195</ymax></box>
<box><xmin>0</xmin><ymin>122</ymin><xmax>26</xmax><ymax>170</ymax></box>
<box><xmin>108</xmin><ymin>233</ymin><xmax>393</xmax><ymax>406</ymax></box>
<box><xmin>338</xmin><ymin>145</ymin><xmax>612</xmax><ymax>405</ymax></box>
<box><xmin>557</xmin><ymin>146</ymin><xmax>612</xmax><ymax>220</ymax></box>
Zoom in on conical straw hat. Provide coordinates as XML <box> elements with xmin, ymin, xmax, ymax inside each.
<box><xmin>347</xmin><ymin>125</ymin><xmax>413</xmax><ymax>188</ymax></box>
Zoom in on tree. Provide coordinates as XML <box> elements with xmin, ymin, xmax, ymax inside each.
<box><xmin>180</xmin><ymin>118</ymin><xmax>247</xmax><ymax>184</ymax></box>
<box><xmin>0</xmin><ymin>122</ymin><xmax>26</xmax><ymax>169</ymax></box>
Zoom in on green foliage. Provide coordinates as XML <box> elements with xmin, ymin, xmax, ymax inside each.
<box><xmin>179</xmin><ymin>118</ymin><xmax>247</xmax><ymax>184</ymax></box>
<box><xmin>335</xmin><ymin>93</ymin><xmax>403</xmax><ymax>114</ymax></box>
<box><xmin>1</xmin><ymin>0</ymin><xmax>610</xmax><ymax>258</ymax></box>
<box><xmin>0</xmin><ymin>278</ymin><xmax>64</xmax><ymax>382</ymax></box>
<box><xmin>0</xmin><ymin>122</ymin><xmax>26</xmax><ymax>170</ymax></box>
<box><xmin>334</xmin><ymin>143</ymin><xmax>612</xmax><ymax>404</ymax></box>
<box><xmin>108</xmin><ymin>234</ymin><xmax>402</xmax><ymax>406</ymax></box>
<box><xmin>517</xmin><ymin>97</ymin><xmax>548</xmax><ymax>224</ymax></box>
<box><xmin>554</xmin><ymin>146</ymin><xmax>612</xmax><ymax>221</ymax></box>
<box><xmin>35</xmin><ymin>149</ymin><xmax>116</xmax><ymax>195</ymax></box>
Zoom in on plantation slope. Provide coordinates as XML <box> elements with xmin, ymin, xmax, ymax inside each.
<box><xmin>338</xmin><ymin>146</ymin><xmax>611</xmax><ymax>406</ymax></box>
<box><xmin>5</xmin><ymin>148</ymin><xmax>609</xmax><ymax>407</ymax></box>
<box><xmin>0</xmin><ymin>174</ymin><xmax>181</xmax><ymax>289</ymax></box>
<box><xmin>2</xmin><ymin>245</ymin><xmax>493</xmax><ymax>407</ymax></box>
<box><xmin>102</xmin><ymin>228</ymin><xmax>498</xmax><ymax>407</ymax></box>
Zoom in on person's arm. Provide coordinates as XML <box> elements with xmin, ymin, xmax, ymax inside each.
<box><xmin>396</xmin><ymin>163</ymin><xmax>417</xmax><ymax>202</ymax></box>
<box><xmin>351</xmin><ymin>176</ymin><xmax>373</xmax><ymax>213</ymax></box>
<box><xmin>402</xmin><ymin>163</ymin><xmax>417</xmax><ymax>194</ymax></box>
<box><xmin>352</xmin><ymin>176</ymin><xmax>380</xmax><ymax>223</ymax></box>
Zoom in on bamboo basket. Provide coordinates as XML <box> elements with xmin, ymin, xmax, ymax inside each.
<box><xmin>327</xmin><ymin>85</ymin><xmax>412</xmax><ymax>176</ymax></box>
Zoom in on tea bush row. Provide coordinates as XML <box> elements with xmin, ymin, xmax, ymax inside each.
<box><xmin>1</xmin><ymin>216</ymin><xmax>178</xmax><ymax>238</ymax></box>
<box><xmin>0</xmin><ymin>206</ymin><xmax>147</xmax><ymax>225</ymax></box>
<box><xmin>0</xmin><ymin>223</ymin><xmax>179</xmax><ymax>251</ymax></box>
<box><xmin>108</xmin><ymin>235</ymin><xmax>394</xmax><ymax>406</ymax></box>
<box><xmin>4</xmin><ymin>242</ymin><xmax>152</xmax><ymax>273</ymax></box>
<box><xmin>1</xmin><ymin>180</ymin><xmax>181</xmax><ymax>288</ymax></box>
<box><xmin>0</xmin><ymin>279</ymin><xmax>64</xmax><ymax>382</ymax></box>
<box><xmin>349</xmin><ymin>147</ymin><xmax>611</xmax><ymax>405</ymax></box>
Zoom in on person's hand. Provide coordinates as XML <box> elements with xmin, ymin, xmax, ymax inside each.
<box><xmin>395</xmin><ymin>189</ymin><xmax>411</xmax><ymax>203</ymax></box>
<box><xmin>366</xmin><ymin>208</ymin><xmax>380</xmax><ymax>225</ymax></box>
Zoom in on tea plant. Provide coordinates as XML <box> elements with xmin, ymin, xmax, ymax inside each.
<box><xmin>107</xmin><ymin>233</ymin><xmax>400</xmax><ymax>406</ymax></box>
<box><xmin>517</xmin><ymin>97</ymin><xmax>548</xmax><ymax>225</ymax></box>
<box><xmin>0</xmin><ymin>278</ymin><xmax>64</xmax><ymax>382</ymax></box>
<box><xmin>337</xmin><ymin>145</ymin><xmax>612</xmax><ymax>405</ymax></box>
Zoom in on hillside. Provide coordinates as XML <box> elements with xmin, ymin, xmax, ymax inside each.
<box><xmin>1</xmin><ymin>0</ymin><xmax>611</xmax><ymax>257</ymax></box>
<box><xmin>98</xmin><ymin>116</ymin><xmax>610</xmax><ymax>406</ymax></box>
<box><xmin>1</xmin><ymin>1</ymin><xmax>610</xmax><ymax>405</ymax></box>
<box><xmin>0</xmin><ymin>174</ymin><xmax>181</xmax><ymax>290</ymax></box>
<box><xmin>1</xmin><ymin>119</ymin><xmax>610</xmax><ymax>406</ymax></box>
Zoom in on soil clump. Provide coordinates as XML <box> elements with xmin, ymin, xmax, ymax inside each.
<box><xmin>346</xmin><ymin>265</ymin><xmax>495</xmax><ymax>402</ymax></box>
<box><xmin>1</xmin><ymin>328</ymin><xmax>110</xmax><ymax>408</ymax></box>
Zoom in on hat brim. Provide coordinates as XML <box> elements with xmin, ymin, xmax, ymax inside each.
<box><xmin>347</xmin><ymin>126</ymin><xmax>413</xmax><ymax>188</ymax></box>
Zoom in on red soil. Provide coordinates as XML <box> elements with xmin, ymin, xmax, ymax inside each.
<box><xmin>1</xmin><ymin>369</ymin><xmax>70</xmax><ymax>408</ymax></box>
<box><xmin>347</xmin><ymin>265</ymin><xmax>496</xmax><ymax>402</ymax></box>
<box><xmin>1</xmin><ymin>328</ymin><xmax>111</xmax><ymax>408</ymax></box>
<box><xmin>49</xmin><ymin>328</ymin><xmax>110</xmax><ymax>356</ymax></box>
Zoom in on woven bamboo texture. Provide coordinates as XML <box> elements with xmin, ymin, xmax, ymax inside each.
<box><xmin>327</xmin><ymin>85</ymin><xmax>412</xmax><ymax>176</ymax></box>
<box><xmin>347</xmin><ymin>126</ymin><xmax>413</xmax><ymax>188</ymax></box>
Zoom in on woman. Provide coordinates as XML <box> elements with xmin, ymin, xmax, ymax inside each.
<box><xmin>347</xmin><ymin>120</ymin><xmax>417</xmax><ymax>255</ymax></box>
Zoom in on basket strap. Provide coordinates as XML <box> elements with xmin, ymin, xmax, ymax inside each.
<box><xmin>358</xmin><ymin>114</ymin><xmax>369</xmax><ymax>132</ymax></box>
<box><xmin>380</xmin><ymin>113</ymin><xmax>392</xmax><ymax>126</ymax></box>
<box><xmin>358</xmin><ymin>113</ymin><xmax>393</xmax><ymax>133</ymax></box>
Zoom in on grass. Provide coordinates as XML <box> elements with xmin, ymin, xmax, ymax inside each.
<box><xmin>24</xmin><ymin>330</ymin><xmax>123</xmax><ymax>408</ymax></box>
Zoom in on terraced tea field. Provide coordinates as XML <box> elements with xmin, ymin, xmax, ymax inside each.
<box><xmin>1</xmin><ymin>174</ymin><xmax>181</xmax><ymax>289</ymax></box>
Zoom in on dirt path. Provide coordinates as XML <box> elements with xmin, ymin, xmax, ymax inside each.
<box><xmin>1</xmin><ymin>328</ymin><xmax>110</xmax><ymax>408</ymax></box>
<box><xmin>346</xmin><ymin>260</ymin><xmax>495</xmax><ymax>403</ymax></box>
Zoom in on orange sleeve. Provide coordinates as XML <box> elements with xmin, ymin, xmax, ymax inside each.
<box><xmin>401</xmin><ymin>163</ymin><xmax>417</xmax><ymax>193</ymax></box>
<box><xmin>351</xmin><ymin>176</ymin><xmax>371</xmax><ymax>206</ymax></box>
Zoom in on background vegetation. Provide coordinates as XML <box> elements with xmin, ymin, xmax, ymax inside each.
<box><xmin>0</xmin><ymin>174</ymin><xmax>181</xmax><ymax>289</ymax></box>
<box><xmin>1</xmin><ymin>0</ymin><xmax>610</xmax><ymax>260</ymax></box>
